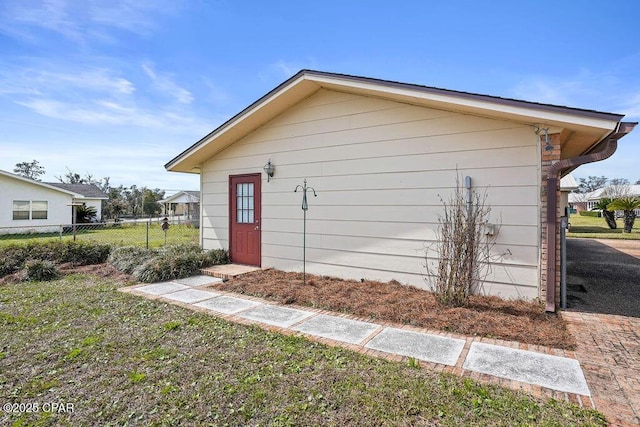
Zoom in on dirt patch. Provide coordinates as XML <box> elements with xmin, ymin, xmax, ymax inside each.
<box><xmin>58</xmin><ymin>263</ymin><xmax>134</xmax><ymax>282</ymax></box>
<box><xmin>211</xmin><ymin>269</ymin><xmax>575</xmax><ymax>350</ymax></box>
<box><xmin>0</xmin><ymin>263</ymin><xmax>134</xmax><ymax>286</ymax></box>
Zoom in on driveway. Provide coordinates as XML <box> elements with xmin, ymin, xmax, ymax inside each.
<box><xmin>566</xmin><ymin>238</ymin><xmax>640</xmax><ymax>317</ymax></box>
<box><xmin>564</xmin><ymin>238</ymin><xmax>640</xmax><ymax>426</ymax></box>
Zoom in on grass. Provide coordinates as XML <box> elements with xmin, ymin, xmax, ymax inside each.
<box><xmin>0</xmin><ymin>273</ymin><xmax>606</xmax><ymax>426</ymax></box>
<box><xmin>0</xmin><ymin>223</ymin><xmax>199</xmax><ymax>248</ymax></box>
<box><xmin>568</xmin><ymin>214</ymin><xmax>640</xmax><ymax>239</ymax></box>
<box><xmin>213</xmin><ymin>270</ymin><xmax>575</xmax><ymax>350</ymax></box>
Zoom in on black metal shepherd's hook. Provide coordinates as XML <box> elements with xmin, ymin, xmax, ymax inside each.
<box><xmin>294</xmin><ymin>179</ymin><xmax>317</xmax><ymax>285</ymax></box>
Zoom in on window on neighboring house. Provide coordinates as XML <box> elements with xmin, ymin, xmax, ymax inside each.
<box><xmin>31</xmin><ymin>201</ymin><xmax>48</xmax><ymax>219</ymax></box>
<box><xmin>12</xmin><ymin>201</ymin><xmax>30</xmax><ymax>220</ymax></box>
<box><xmin>12</xmin><ymin>200</ymin><xmax>48</xmax><ymax>220</ymax></box>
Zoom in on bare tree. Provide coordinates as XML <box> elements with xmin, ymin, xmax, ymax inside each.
<box><xmin>604</xmin><ymin>179</ymin><xmax>631</xmax><ymax>199</ymax></box>
<box><xmin>425</xmin><ymin>176</ymin><xmax>502</xmax><ymax>306</ymax></box>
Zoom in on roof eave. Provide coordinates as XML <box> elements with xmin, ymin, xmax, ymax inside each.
<box><xmin>0</xmin><ymin>170</ymin><xmax>83</xmax><ymax>197</ymax></box>
<box><xmin>166</xmin><ymin>70</ymin><xmax>626</xmax><ymax>173</ymax></box>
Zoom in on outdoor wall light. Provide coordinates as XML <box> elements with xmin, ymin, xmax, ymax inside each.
<box><xmin>542</xmin><ymin>128</ymin><xmax>553</xmax><ymax>151</ymax></box>
<box><xmin>534</xmin><ymin>126</ymin><xmax>554</xmax><ymax>151</ymax></box>
<box><xmin>263</xmin><ymin>160</ymin><xmax>275</xmax><ymax>181</ymax></box>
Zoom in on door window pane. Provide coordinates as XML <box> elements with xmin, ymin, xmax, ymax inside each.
<box><xmin>236</xmin><ymin>183</ymin><xmax>255</xmax><ymax>223</ymax></box>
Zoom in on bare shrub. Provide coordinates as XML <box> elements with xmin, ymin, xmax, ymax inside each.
<box><xmin>425</xmin><ymin>176</ymin><xmax>500</xmax><ymax>307</ymax></box>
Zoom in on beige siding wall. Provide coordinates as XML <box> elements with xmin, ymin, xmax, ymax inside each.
<box><xmin>201</xmin><ymin>89</ymin><xmax>541</xmax><ymax>299</ymax></box>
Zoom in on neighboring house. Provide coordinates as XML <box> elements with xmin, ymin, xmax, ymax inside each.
<box><xmin>569</xmin><ymin>184</ymin><xmax>640</xmax><ymax>214</ymax></box>
<box><xmin>165</xmin><ymin>70</ymin><xmax>636</xmax><ymax>311</ymax></box>
<box><xmin>0</xmin><ymin>169</ymin><xmax>108</xmax><ymax>231</ymax></box>
<box><xmin>160</xmin><ymin>191</ymin><xmax>200</xmax><ymax>220</ymax></box>
<box><xmin>560</xmin><ymin>174</ymin><xmax>578</xmax><ymax>215</ymax></box>
<box><xmin>44</xmin><ymin>182</ymin><xmax>109</xmax><ymax>220</ymax></box>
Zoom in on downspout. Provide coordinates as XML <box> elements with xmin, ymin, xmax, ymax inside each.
<box><xmin>545</xmin><ymin>121</ymin><xmax>637</xmax><ymax>312</ymax></box>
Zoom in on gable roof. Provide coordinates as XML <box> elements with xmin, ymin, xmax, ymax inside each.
<box><xmin>587</xmin><ymin>184</ymin><xmax>640</xmax><ymax>200</ymax></box>
<box><xmin>560</xmin><ymin>174</ymin><xmax>578</xmax><ymax>191</ymax></box>
<box><xmin>0</xmin><ymin>169</ymin><xmax>81</xmax><ymax>197</ymax></box>
<box><xmin>166</xmin><ymin>69</ymin><xmax>631</xmax><ymax>173</ymax></box>
<box><xmin>160</xmin><ymin>190</ymin><xmax>200</xmax><ymax>204</ymax></box>
<box><xmin>44</xmin><ymin>182</ymin><xmax>108</xmax><ymax>199</ymax></box>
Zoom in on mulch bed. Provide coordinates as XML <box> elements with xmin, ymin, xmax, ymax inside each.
<box><xmin>210</xmin><ymin>269</ymin><xmax>576</xmax><ymax>350</ymax></box>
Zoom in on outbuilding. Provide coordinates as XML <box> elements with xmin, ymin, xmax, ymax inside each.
<box><xmin>166</xmin><ymin>70</ymin><xmax>635</xmax><ymax>311</ymax></box>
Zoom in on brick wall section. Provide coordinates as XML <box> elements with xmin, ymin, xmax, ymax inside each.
<box><xmin>540</xmin><ymin>133</ymin><xmax>562</xmax><ymax>303</ymax></box>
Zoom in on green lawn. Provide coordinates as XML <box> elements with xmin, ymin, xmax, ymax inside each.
<box><xmin>0</xmin><ymin>275</ymin><xmax>606</xmax><ymax>426</ymax></box>
<box><xmin>0</xmin><ymin>223</ymin><xmax>199</xmax><ymax>248</ymax></box>
<box><xmin>567</xmin><ymin>214</ymin><xmax>640</xmax><ymax>240</ymax></box>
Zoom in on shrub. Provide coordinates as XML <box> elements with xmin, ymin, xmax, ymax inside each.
<box><xmin>0</xmin><ymin>241</ymin><xmax>112</xmax><ymax>278</ymax></box>
<box><xmin>107</xmin><ymin>246</ymin><xmax>156</xmax><ymax>275</ymax></box>
<box><xmin>58</xmin><ymin>241</ymin><xmax>111</xmax><ymax>265</ymax></box>
<box><xmin>579</xmin><ymin>210</ymin><xmax>601</xmax><ymax>217</ymax></box>
<box><xmin>21</xmin><ymin>260</ymin><xmax>59</xmax><ymax>282</ymax></box>
<box><xmin>108</xmin><ymin>244</ymin><xmax>229</xmax><ymax>283</ymax></box>
<box><xmin>425</xmin><ymin>175</ymin><xmax>500</xmax><ymax>307</ymax></box>
<box><xmin>208</xmin><ymin>249</ymin><xmax>229</xmax><ymax>265</ymax></box>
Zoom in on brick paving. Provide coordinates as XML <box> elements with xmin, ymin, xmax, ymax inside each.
<box><xmin>563</xmin><ymin>311</ymin><xmax>640</xmax><ymax>427</ymax></box>
<box><xmin>564</xmin><ymin>237</ymin><xmax>640</xmax><ymax>426</ymax></box>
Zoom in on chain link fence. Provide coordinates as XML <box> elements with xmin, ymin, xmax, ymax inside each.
<box><xmin>0</xmin><ymin>219</ymin><xmax>199</xmax><ymax>248</ymax></box>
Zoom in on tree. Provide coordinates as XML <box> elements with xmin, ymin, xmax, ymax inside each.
<box><xmin>576</xmin><ymin>176</ymin><xmax>608</xmax><ymax>194</ymax></box>
<box><xmin>56</xmin><ymin>167</ymin><xmax>110</xmax><ymax>190</ymax></box>
<box><xmin>14</xmin><ymin>160</ymin><xmax>45</xmax><ymax>181</ymax></box>
<box><xmin>103</xmin><ymin>186</ymin><xmax>128</xmax><ymax>220</ymax></box>
<box><xmin>609</xmin><ymin>178</ymin><xmax>630</xmax><ymax>186</ymax></box>
<box><xmin>604</xmin><ymin>179</ymin><xmax>630</xmax><ymax>199</ymax></box>
<box><xmin>607</xmin><ymin>198</ymin><xmax>640</xmax><ymax>233</ymax></box>
<box><xmin>595</xmin><ymin>198</ymin><xmax>617</xmax><ymax>229</ymax></box>
<box><xmin>142</xmin><ymin>188</ymin><xmax>165</xmax><ymax>216</ymax></box>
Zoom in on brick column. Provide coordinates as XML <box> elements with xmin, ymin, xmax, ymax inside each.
<box><xmin>540</xmin><ymin>133</ymin><xmax>561</xmax><ymax>304</ymax></box>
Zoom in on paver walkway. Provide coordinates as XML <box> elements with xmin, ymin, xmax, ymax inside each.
<box><xmin>565</xmin><ymin>237</ymin><xmax>640</xmax><ymax>426</ymax></box>
<box><xmin>121</xmin><ymin>277</ymin><xmax>592</xmax><ymax>401</ymax></box>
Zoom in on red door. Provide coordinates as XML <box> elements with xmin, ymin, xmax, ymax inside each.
<box><xmin>229</xmin><ymin>174</ymin><xmax>261</xmax><ymax>266</ymax></box>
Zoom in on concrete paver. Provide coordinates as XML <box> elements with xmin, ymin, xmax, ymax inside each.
<box><xmin>163</xmin><ymin>288</ymin><xmax>219</xmax><ymax>304</ymax></box>
<box><xmin>463</xmin><ymin>342</ymin><xmax>590</xmax><ymax>395</ymax></box>
<box><xmin>293</xmin><ymin>314</ymin><xmax>380</xmax><ymax>345</ymax></box>
<box><xmin>174</xmin><ymin>275</ymin><xmax>223</xmax><ymax>287</ymax></box>
<box><xmin>124</xmin><ymin>277</ymin><xmax>597</xmax><ymax>407</ymax></box>
<box><xmin>194</xmin><ymin>295</ymin><xmax>261</xmax><ymax>315</ymax></box>
<box><xmin>136</xmin><ymin>282</ymin><xmax>190</xmax><ymax>295</ymax></box>
<box><xmin>239</xmin><ymin>304</ymin><xmax>314</xmax><ymax>328</ymax></box>
<box><xmin>366</xmin><ymin>327</ymin><xmax>465</xmax><ymax>366</ymax></box>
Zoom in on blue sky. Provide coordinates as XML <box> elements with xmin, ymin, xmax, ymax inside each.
<box><xmin>1</xmin><ymin>0</ymin><xmax>639</xmax><ymax>192</ymax></box>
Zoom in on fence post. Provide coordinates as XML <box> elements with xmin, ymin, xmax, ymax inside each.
<box><xmin>146</xmin><ymin>221</ymin><xmax>149</xmax><ymax>249</ymax></box>
<box><xmin>59</xmin><ymin>225</ymin><xmax>63</xmax><ymax>240</ymax></box>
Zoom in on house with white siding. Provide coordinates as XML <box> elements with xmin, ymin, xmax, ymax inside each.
<box><xmin>0</xmin><ymin>169</ymin><xmax>108</xmax><ymax>232</ymax></box>
<box><xmin>166</xmin><ymin>70</ymin><xmax>635</xmax><ymax>311</ymax></box>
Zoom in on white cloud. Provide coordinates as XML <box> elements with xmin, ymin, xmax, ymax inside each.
<box><xmin>0</xmin><ymin>0</ymin><xmax>173</xmax><ymax>44</ymax></box>
<box><xmin>509</xmin><ymin>69</ymin><xmax>640</xmax><ymax>123</ymax></box>
<box><xmin>0</xmin><ymin>66</ymin><xmax>134</xmax><ymax>96</ymax></box>
<box><xmin>511</xmin><ymin>71</ymin><xmax>597</xmax><ymax>107</ymax></box>
<box><xmin>0</xmin><ymin>61</ymin><xmax>216</xmax><ymax>132</ymax></box>
<box><xmin>142</xmin><ymin>63</ymin><xmax>193</xmax><ymax>105</ymax></box>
